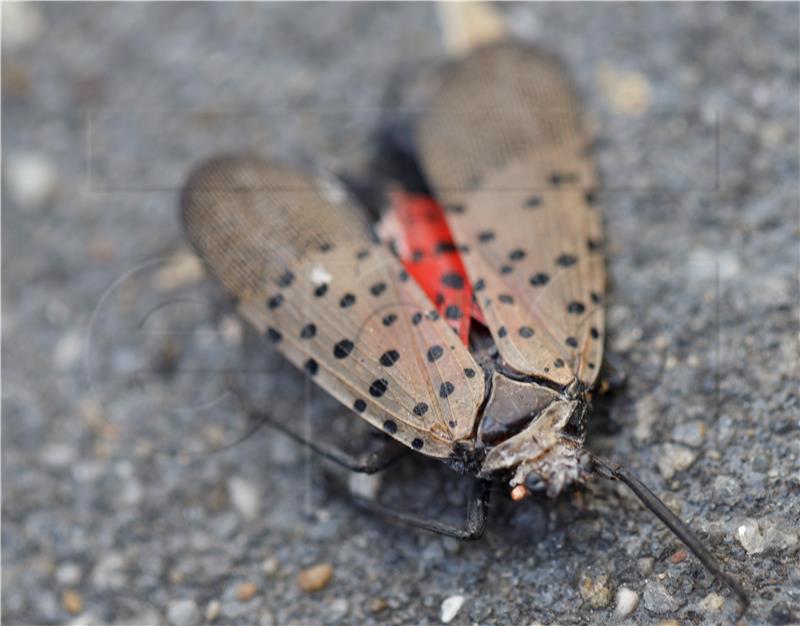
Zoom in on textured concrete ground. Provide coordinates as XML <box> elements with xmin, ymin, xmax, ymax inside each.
<box><xmin>3</xmin><ymin>3</ymin><xmax>799</xmax><ymax>625</ymax></box>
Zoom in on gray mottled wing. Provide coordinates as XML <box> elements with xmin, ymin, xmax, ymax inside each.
<box><xmin>181</xmin><ymin>156</ymin><xmax>485</xmax><ymax>457</ymax></box>
<box><xmin>418</xmin><ymin>43</ymin><xmax>605</xmax><ymax>386</ymax></box>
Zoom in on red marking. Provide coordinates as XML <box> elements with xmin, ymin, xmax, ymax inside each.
<box><xmin>384</xmin><ymin>189</ymin><xmax>483</xmax><ymax>344</ymax></box>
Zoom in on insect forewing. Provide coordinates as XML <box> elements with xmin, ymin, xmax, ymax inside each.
<box><xmin>182</xmin><ymin>156</ymin><xmax>484</xmax><ymax>457</ymax></box>
<box><xmin>419</xmin><ymin>43</ymin><xmax>605</xmax><ymax>386</ymax></box>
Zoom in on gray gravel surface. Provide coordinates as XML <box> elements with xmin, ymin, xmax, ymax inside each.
<box><xmin>3</xmin><ymin>3</ymin><xmax>799</xmax><ymax>625</ymax></box>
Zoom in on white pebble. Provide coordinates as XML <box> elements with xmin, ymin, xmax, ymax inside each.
<box><xmin>205</xmin><ymin>599</ymin><xmax>221</xmax><ymax>622</ymax></box>
<box><xmin>166</xmin><ymin>599</ymin><xmax>200</xmax><ymax>626</ymax></box>
<box><xmin>736</xmin><ymin>519</ymin><xmax>766</xmax><ymax>554</ymax></box>
<box><xmin>671</xmin><ymin>420</ymin><xmax>706</xmax><ymax>447</ymax></box>
<box><xmin>261</xmin><ymin>557</ymin><xmax>279</xmax><ymax>576</ymax></box>
<box><xmin>657</xmin><ymin>443</ymin><xmax>697</xmax><ymax>480</ymax></box>
<box><xmin>348</xmin><ymin>472</ymin><xmax>382</xmax><ymax>500</ymax></box>
<box><xmin>54</xmin><ymin>331</ymin><xmax>83</xmax><ymax>370</ymax></box>
<box><xmin>440</xmin><ymin>595</ymin><xmax>465</xmax><ymax>624</ymax></box>
<box><xmin>615</xmin><ymin>586</ymin><xmax>639</xmax><ymax>617</ymax></box>
<box><xmin>328</xmin><ymin>598</ymin><xmax>349</xmax><ymax>621</ymax></box>
<box><xmin>228</xmin><ymin>477</ymin><xmax>261</xmax><ymax>520</ymax></box>
<box><xmin>56</xmin><ymin>562</ymin><xmax>83</xmax><ymax>586</ymax></box>
<box><xmin>699</xmin><ymin>592</ymin><xmax>725</xmax><ymax>612</ymax></box>
<box><xmin>3</xmin><ymin>4</ymin><xmax>43</xmax><ymax>50</ymax></box>
<box><xmin>7</xmin><ymin>153</ymin><xmax>57</xmax><ymax>208</ymax></box>
<box><xmin>153</xmin><ymin>251</ymin><xmax>204</xmax><ymax>291</ymax></box>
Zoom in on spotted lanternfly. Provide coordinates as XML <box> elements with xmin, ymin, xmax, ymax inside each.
<box><xmin>182</xmin><ymin>43</ymin><xmax>747</xmax><ymax>607</ymax></box>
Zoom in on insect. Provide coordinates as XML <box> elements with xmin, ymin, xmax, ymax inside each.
<box><xmin>181</xmin><ymin>42</ymin><xmax>747</xmax><ymax>607</ymax></box>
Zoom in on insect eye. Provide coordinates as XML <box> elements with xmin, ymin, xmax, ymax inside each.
<box><xmin>524</xmin><ymin>473</ymin><xmax>545</xmax><ymax>492</ymax></box>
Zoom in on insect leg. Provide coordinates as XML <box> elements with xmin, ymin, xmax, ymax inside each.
<box><xmin>227</xmin><ymin>375</ymin><xmax>406</xmax><ymax>474</ymax></box>
<box><xmin>591</xmin><ymin>454</ymin><xmax>749</xmax><ymax>609</ymax></box>
<box><xmin>351</xmin><ymin>478</ymin><xmax>491</xmax><ymax>541</ymax></box>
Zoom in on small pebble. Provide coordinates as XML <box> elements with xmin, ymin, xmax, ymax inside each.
<box><xmin>62</xmin><ymin>590</ymin><xmax>83</xmax><ymax>615</ymax></box>
<box><xmin>297</xmin><ymin>563</ymin><xmax>333</xmax><ymax>592</ymax></box>
<box><xmin>56</xmin><ymin>562</ymin><xmax>82</xmax><ymax>586</ymax></box>
<box><xmin>699</xmin><ymin>592</ymin><xmax>724</xmax><ymax>612</ymax></box>
<box><xmin>348</xmin><ymin>472</ymin><xmax>382</xmax><ymax>499</ymax></box>
<box><xmin>166</xmin><ymin>599</ymin><xmax>200</xmax><ymax>626</ymax></box>
<box><xmin>657</xmin><ymin>443</ymin><xmax>697</xmax><ymax>480</ymax></box>
<box><xmin>228</xmin><ymin>477</ymin><xmax>261</xmax><ymax>520</ymax></box>
<box><xmin>670</xmin><ymin>549</ymin><xmax>687</xmax><ymax>564</ymax></box>
<box><xmin>261</xmin><ymin>557</ymin><xmax>279</xmax><ymax>576</ymax></box>
<box><xmin>736</xmin><ymin>519</ymin><xmax>766</xmax><ymax>554</ymax></box>
<box><xmin>643</xmin><ymin>580</ymin><xmax>683</xmax><ymax>614</ymax></box>
<box><xmin>671</xmin><ymin>420</ymin><xmax>706</xmax><ymax>447</ymax></box>
<box><xmin>597</xmin><ymin>63</ymin><xmax>652</xmax><ymax>115</ymax></box>
<box><xmin>368</xmin><ymin>598</ymin><xmax>388</xmax><ymax>613</ymax></box>
<box><xmin>153</xmin><ymin>251</ymin><xmax>205</xmax><ymax>291</ymax></box>
<box><xmin>4</xmin><ymin>3</ymin><xmax>43</xmax><ymax>49</ymax></box>
<box><xmin>637</xmin><ymin>557</ymin><xmax>655</xmax><ymax>576</ymax></box>
<box><xmin>7</xmin><ymin>152</ymin><xmax>57</xmax><ymax>207</ymax></box>
<box><xmin>90</xmin><ymin>553</ymin><xmax>127</xmax><ymax>590</ymax></box>
<box><xmin>54</xmin><ymin>331</ymin><xmax>83</xmax><ymax>370</ymax></box>
<box><xmin>328</xmin><ymin>598</ymin><xmax>349</xmax><ymax>621</ymax></box>
<box><xmin>763</xmin><ymin>524</ymin><xmax>799</xmax><ymax>552</ymax></box>
<box><xmin>235</xmin><ymin>582</ymin><xmax>258</xmax><ymax>602</ymax></box>
<box><xmin>615</xmin><ymin>587</ymin><xmax>639</xmax><ymax>618</ymax></box>
<box><xmin>657</xmin><ymin>620</ymin><xmax>680</xmax><ymax>626</ymax></box>
<box><xmin>440</xmin><ymin>595</ymin><xmax>465</xmax><ymax>624</ymax></box>
<box><xmin>579</xmin><ymin>571</ymin><xmax>613</xmax><ymax>608</ymax></box>
<box><xmin>205</xmin><ymin>600</ymin><xmax>221</xmax><ymax>622</ymax></box>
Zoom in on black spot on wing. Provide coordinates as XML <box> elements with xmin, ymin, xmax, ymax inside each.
<box><xmin>556</xmin><ymin>254</ymin><xmax>578</xmax><ymax>268</ymax></box>
<box><xmin>441</xmin><ymin>273</ymin><xmax>464</xmax><ymax>289</ymax></box>
<box><xmin>369</xmin><ymin>378</ymin><xmax>389</xmax><ymax>398</ymax></box>
<box><xmin>379</xmin><ymin>350</ymin><xmax>400</xmax><ymax>367</ymax></box>
<box><xmin>304</xmin><ymin>359</ymin><xmax>318</xmax><ymax>376</ymax></box>
<box><xmin>413</xmin><ymin>402</ymin><xmax>429</xmax><ymax>416</ymax></box>
<box><xmin>427</xmin><ymin>345</ymin><xmax>444</xmax><ymax>362</ymax></box>
<box><xmin>333</xmin><ymin>339</ymin><xmax>354</xmax><ymax>359</ymax></box>
<box><xmin>530</xmin><ymin>273</ymin><xmax>550</xmax><ymax>286</ymax></box>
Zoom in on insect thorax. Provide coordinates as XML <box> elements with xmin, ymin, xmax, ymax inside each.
<box><xmin>471</xmin><ymin>369</ymin><xmax>591</xmax><ymax>497</ymax></box>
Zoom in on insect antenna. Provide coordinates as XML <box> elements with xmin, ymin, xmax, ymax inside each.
<box><xmin>591</xmin><ymin>454</ymin><xmax>749</xmax><ymax>610</ymax></box>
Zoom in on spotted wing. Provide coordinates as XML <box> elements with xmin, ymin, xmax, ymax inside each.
<box><xmin>181</xmin><ymin>156</ymin><xmax>485</xmax><ymax>457</ymax></box>
<box><xmin>418</xmin><ymin>43</ymin><xmax>605</xmax><ymax>386</ymax></box>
